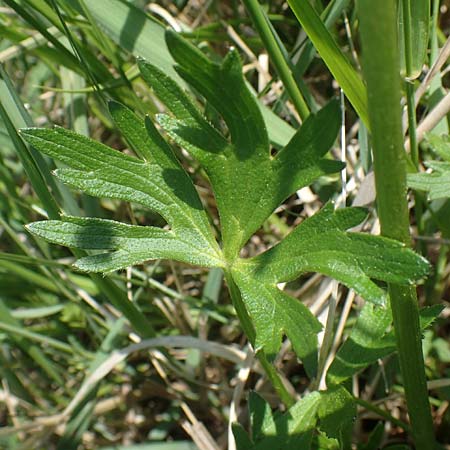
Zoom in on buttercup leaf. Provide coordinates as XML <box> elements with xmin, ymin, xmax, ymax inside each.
<box><xmin>141</xmin><ymin>30</ymin><xmax>343</xmax><ymax>258</ymax></box>
<box><xmin>23</xmin><ymin>31</ymin><xmax>429</xmax><ymax>376</ymax></box>
<box><xmin>26</xmin><ymin>216</ymin><xmax>222</xmax><ymax>273</ymax></box>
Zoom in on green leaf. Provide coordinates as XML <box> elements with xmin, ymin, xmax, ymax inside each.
<box><xmin>408</xmin><ymin>134</ymin><xmax>450</xmax><ymax>200</ymax></box>
<box><xmin>399</xmin><ymin>0</ymin><xmax>430</xmax><ymax>79</ymax></box>
<box><xmin>326</xmin><ymin>301</ymin><xmax>392</xmax><ymax>385</ymax></box>
<box><xmin>249</xmin><ymin>392</ymin><xmax>276</xmax><ymax>442</ymax></box>
<box><xmin>424</xmin><ymin>133</ymin><xmax>450</xmax><ymax>162</ymax></box>
<box><xmin>23</xmin><ymin>31</ymin><xmax>431</xmax><ymax>384</ymax></box>
<box><xmin>26</xmin><ymin>216</ymin><xmax>221</xmax><ymax>273</ymax></box>
<box><xmin>232</xmin><ymin>204</ymin><xmax>429</xmax><ymax>374</ymax></box>
<box><xmin>141</xmin><ymin>31</ymin><xmax>343</xmax><ymax>258</ymax></box>
<box><xmin>408</xmin><ymin>161</ymin><xmax>450</xmax><ymax>200</ymax></box>
<box><xmin>318</xmin><ymin>386</ymin><xmax>355</xmax><ymax>443</ymax></box>
<box><xmin>327</xmin><ymin>304</ymin><xmax>443</xmax><ymax>385</ymax></box>
<box><xmin>231</xmin><ymin>269</ymin><xmax>322</xmax><ymax>376</ymax></box>
<box><xmin>287</xmin><ymin>0</ymin><xmax>369</xmax><ymax>127</ymax></box>
<box><xmin>235</xmin><ymin>392</ymin><xmax>321</xmax><ymax>450</ymax></box>
<box><xmin>21</xmin><ymin>109</ymin><xmax>223</xmax><ymax>272</ymax></box>
<box><xmin>232</xmin><ymin>423</ymin><xmax>254</xmax><ymax>450</ymax></box>
<box><xmin>239</xmin><ymin>204</ymin><xmax>429</xmax><ymax>296</ymax></box>
<box><xmin>252</xmin><ymin>392</ymin><xmax>320</xmax><ymax>450</ymax></box>
<box><xmin>357</xmin><ymin>423</ymin><xmax>384</xmax><ymax>450</ymax></box>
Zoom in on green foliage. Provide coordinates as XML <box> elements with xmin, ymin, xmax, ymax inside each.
<box><xmin>408</xmin><ymin>134</ymin><xmax>450</xmax><ymax>200</ymax></box>
<box><xmin>2</xmin><ymin>1</ymin><xmax>449</xmax><ymax>448</ymax></box>
<box><xmin>327</xmin><ymin>303</ymin><xmax>443</xmax><ymax>385</ymax></box>
<box><xmin>399</xmin><ymin>0</ymin><xmax>430</xmax><ymax>79</ymax></box>
<box><xmin>233</xmin><ymin>391</ymin><xmax>320</xmax><ymax>449</ymax></box>
<box><xmin>287</xmin><ymin>0</ymin><xmax>369</xmax><ymax>126</ymax></box>
<box><xmin>22</xmin><ymin>31</ymin><xmax>430</xmax><ymax>381</ymax></box>
<box><xmin>233</xmin><ymin>387</ymin><xmax>355</xmax><ymax>450</ymax></box>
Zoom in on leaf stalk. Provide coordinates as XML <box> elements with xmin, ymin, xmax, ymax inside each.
<box><xmin>224</xmin><ymin>271</ymin><xmax>295</xmax><ymax>408</ymax></box>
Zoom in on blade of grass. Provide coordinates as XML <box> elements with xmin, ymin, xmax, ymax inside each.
<box><xmin>1</xmin><ymin>62</ymin><xmax>156</xmax><ymax>341</ymax></box>
<box><xmin>0</xmin><ymin>102</ymin><xmax>60</xmax><ymax>219</ymax></box>
<box><xmin>399</xmin><ymin>0</ymin><xmax>430</xmax><ymax>80</ymax></box>
<box><xmin>287</xmin><ymin>0</ymin><xmax>369</xmax><ymax>127</ymax></box>
<box><xmin>294</xmin><ymin>0</ymin><xmax>352</xmax><ymax>78</ymax></box>
<box><xmin>0</xmin><ymin>64</ymin><xmax>77</xmax><ymax>213</ymax></box>
<box><xmin>0</xmin><ymin>321</ymin><xmax>74</xmax><ymax>354</ymax></box>
<box><xmin>2</xmin><ymin>0</ymin><xmax>81</xmax><ymax>71</ymax></box>
<box><xmin>358</xmin><ymin>1</ymin><xmax>435</xmax><ymax>447</ymax></box>
<box><xmin>57</xmin><ymin>318</ymin><xmax>127</xmax><ymax>450</ymax></box>
<box><xmin>0</xmin><ymin>299</ymin><xmax>63</xmax><ymax>384</ymax></box>
<box><xmin>241</xmin><ymin>0</ymin><xmax>310</xmax><ymax>120</ymax></box>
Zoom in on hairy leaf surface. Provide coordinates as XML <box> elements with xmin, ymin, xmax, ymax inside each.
<box><xmin>140</xmin><ymin>30</ymin><xmax>343</xmax><ymax>258</ymax></box>
<box><xmin>23</xmin><ymin>31</ymin><xmax>430</xmax><ymax>375</ymax></box>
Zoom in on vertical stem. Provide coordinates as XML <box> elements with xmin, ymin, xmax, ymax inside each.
<box><xmin>241</xmin><ymin>0</ymin><xmax>310</xmax><ymax>120</ymax></box>
<box><xmin>225</xmin><ymin>271</ymin><xmax>295</xmax><ymax>408</ymax></box>
<box><xmin>357</xmin><ymin>2</ymin><xmax>435</xmax><ymax>449</ymax></box>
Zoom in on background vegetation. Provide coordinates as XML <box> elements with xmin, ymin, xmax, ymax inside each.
<box><xmin>0</xmin><ymin>1</ymin><xmax>449</xmax><ymax>449</ymax></box>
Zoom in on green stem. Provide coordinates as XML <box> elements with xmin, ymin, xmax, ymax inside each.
<box><xmin>241</xmin><ymin>0</ymin><xmax>310</xmax><ymax>120</ymax></box>
<box><xmin>354</xmin><ymin>397</ymin><xmax>410</xmax><ymax>432</ymax></box>
<box><xmin>358</xmin><ymin>1</ymin><xmax>435</xmax><ymax>449</ymax></box>
<box><xmin>225</xmin><ymin>271</ymin><xmax>295</xmax><ymax>408</ymax></box>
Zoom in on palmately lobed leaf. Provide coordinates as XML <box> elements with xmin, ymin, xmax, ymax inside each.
<box><xmin>231</xmin><ymin>268</ymin><xmax>322</xmax><ymax>376</ymax></box>
<box><xmin>21</xmin><ymin>30</ymin><xmax>432</xmax><ymax>379</ymax></box>
<box><xmin>140</xmin><ymin>30</ymin><xmax>344</xmax><ymax>258</ymax></box>
<box><xmin>240</xmin><ymin>203</ymin><xmax>429</xmax><ymax>293</ymax></box>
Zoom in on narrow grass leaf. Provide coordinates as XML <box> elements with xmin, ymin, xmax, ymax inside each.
<box><xmin>287</xmin><ymin>0</ymin><xmax>369</xmax><ymax>126</ymax></box>
<box><xmin>399</xmin><ymin>0</ymin><xmax>430</xmax><ymax>79</ymax></box>
<box><xmin>0</xmin><ymin>299</ymin><xmax>63</xmax><ymax>384</ymax></box>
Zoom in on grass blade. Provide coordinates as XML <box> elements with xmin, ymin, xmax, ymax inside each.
<box><xmin>287</xmin><ymin>0</ymin><xmax>369</xmax><ymax>127</ymax></box>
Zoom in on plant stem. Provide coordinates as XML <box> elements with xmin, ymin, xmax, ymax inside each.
<box><xmin>354</xmin><ymin>397</ymin><xmax>410</xmax><ymax>432</ymax></box>
<box><xmin>225</xmin><ymin>271</ymin><xmax>295</xmax><ymax>408</ymax></box>
<box><xmin>357</xmin><ymin>1</ymin><xmax>435</xmax><ymax>448</ymax></box>
<box><xmin>241</xmin><ymin>0</ymin><xmax>310</xmax><ymax>121</ymax></box>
